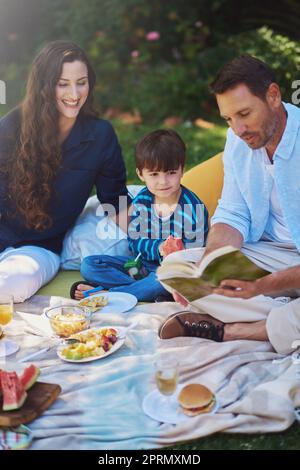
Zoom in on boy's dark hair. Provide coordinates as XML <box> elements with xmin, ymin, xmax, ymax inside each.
<box><xmin>210</xmin><ymin>55</ymin><xmax>276</xmax><ymax>101</ymax></box>
<box><xmin>135</xmin><ymin>129</ymin><xmax>186</xmax><ymax>172</ymax></box>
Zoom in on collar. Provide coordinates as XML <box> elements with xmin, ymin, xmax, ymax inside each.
<box><xmin>273</xmin><ymin>102</ymin><xmax>300</xmax><ymax>161</ymax></box>
<box><xmin>62</xmin><ymin>114</ymin><xmax>96</xmax><ymax>151</ymax></box>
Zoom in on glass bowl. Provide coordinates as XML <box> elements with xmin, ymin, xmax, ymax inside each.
<box><xmin>45</xmin><ymin>305</ymin><xmax>92</xmax><ymax>338</ymax></box>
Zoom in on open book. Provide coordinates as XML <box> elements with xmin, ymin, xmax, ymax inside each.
<box><xmin>156</xmin><ymin>245</ymin><xmax>269</xmax><ymax>302</ymax></box>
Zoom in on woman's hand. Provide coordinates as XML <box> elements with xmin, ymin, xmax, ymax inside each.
<box><xmin>213</xmin><ymin>279</ymin><xmax>262</xmax><ymax>299</ymax></box>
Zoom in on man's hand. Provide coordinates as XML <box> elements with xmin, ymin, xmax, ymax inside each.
<box><xmin>214</xmin><ymin>279</ymin><xmax>262</xmax><ymax>299</ymax></box>
<box><xmin>174</xmin><ymin>279</ymin><xmax>262</xmax><ymax>304</ymax></box>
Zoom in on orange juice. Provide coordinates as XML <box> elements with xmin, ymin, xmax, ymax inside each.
<box><xmin>0</xmin><ymin>304</ymin><xmax>13</xmax><ymax>325</ymax></box>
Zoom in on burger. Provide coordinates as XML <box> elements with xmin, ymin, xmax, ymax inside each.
<box><xmin>178</xmin><ymin>384</ymin><xmax>216</xmax><ymax>416</ymax></box>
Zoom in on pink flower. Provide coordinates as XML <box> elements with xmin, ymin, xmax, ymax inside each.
<box><xmin>7</xmin><ymin>33</ymin><xmax>18</xmax><ymax>41</ymax></box>
<box><xmin>146</xmin><ymin>31</ymin><xmax>160</xmax><ymax>41</ymax></box>
<box><xmin>131</xmin><ymin>50</ymin><xmax>139</xmax><ymax>59</ymax></box>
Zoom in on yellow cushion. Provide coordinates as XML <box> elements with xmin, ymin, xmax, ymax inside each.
<box><xmin>182</xmin><ymin>152</ymin><xmax>224</xmax><ymax>221</ymax></box>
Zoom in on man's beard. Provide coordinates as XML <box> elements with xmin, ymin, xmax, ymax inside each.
<box><xmin>242</xmin><ymin>114</ymin><xmax>278</xmax><ymax>149</ymax></box>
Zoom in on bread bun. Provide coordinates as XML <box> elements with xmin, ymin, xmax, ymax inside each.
<box><xmin>178</xmin><ymin>384</ymin><xmax>215</xmax><ymax>416</ymax></box>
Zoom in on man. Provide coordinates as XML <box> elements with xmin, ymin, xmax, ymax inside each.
<box><xmin>159</xmin><ymin>55</ymin><xmax>300</xmax><ymax>354</ymax></box>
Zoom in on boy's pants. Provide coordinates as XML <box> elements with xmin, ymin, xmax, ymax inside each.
<box><xmin>80</xmin><ymin>255</ymin><xmax>169</xmax><ymax>302</ymax></box>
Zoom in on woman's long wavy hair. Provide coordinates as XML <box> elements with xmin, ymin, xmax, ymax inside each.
<box><xmin>9</xmin><ymin>40</ymin><xmax>98</xmax><ymax>231</ymax></box>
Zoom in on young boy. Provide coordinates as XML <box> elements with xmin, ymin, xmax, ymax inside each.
<box><xmin>72</xmin><ymin>130</ymin><xmax>208</xmax><ymax>302</ymax></box>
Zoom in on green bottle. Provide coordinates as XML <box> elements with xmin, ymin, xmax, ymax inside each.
<box><xmin>124</xmin><ymin>253</ymin><xmax>143</xmax><ymax>280</ymax></box>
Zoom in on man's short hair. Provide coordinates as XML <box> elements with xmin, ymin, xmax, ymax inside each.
<box><xmin>210</xmin><ymin>55</ymin><xmax>276</xmax><ymax>100</ymax></box>
<box><xmin>135</xmin><ymin>129</ymin><xmax>186</xmax><ymax>172</ymax></box>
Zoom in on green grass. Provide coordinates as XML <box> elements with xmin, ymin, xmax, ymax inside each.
<box><xmin>167</xmin><ymin>422</ymin><xmax>300</xmax><ymax>450</ymax></box>
<box><xmin>114</xmin><ymin>120</ymin><xmax>300</xmax><ymax>450</ymax></box>
<box><xmin>112</xmin><ymin>119</ymin><xmax>227</xmax><ymax>183</ymax></box>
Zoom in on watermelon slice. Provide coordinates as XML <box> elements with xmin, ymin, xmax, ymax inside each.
<box><xmin>0</xmin><ymin>370</ymin><xmax>27</xmax><ymax>411</ymax></box>
<box><xmin>19</xmin><ymin>364</ymin><xmax>40</xmax><ymax>391</ymax></box>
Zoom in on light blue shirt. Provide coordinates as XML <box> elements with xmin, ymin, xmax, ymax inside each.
<box><xmin>211</xmin><ymin>103</ymin><xmax>300</xmax><ymax>252</ymax></box>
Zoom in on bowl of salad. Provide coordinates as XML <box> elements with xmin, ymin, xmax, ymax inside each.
<box><xmin>45</xmin><ymin>305</ymin><xmax>92</xmax><ymax>337</ymax></box>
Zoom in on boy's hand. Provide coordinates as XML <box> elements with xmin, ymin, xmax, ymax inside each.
<box><xmin>160</xmin><ymin>235</ymin><xmax>184</xmax><ymax>257</ymax></box>
<box><xmin>173</xmin><ymin>291</ymin><xmax>189</xmax><ymax>307</ymax></box>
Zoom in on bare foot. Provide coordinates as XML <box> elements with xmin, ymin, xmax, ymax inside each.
<box><xmin>173</xmin><ymin>291</ymin><xmax>189</xmax><ymax>307</ymax></box>
<box><xmin>74</xmin><ymin>284</ymin><xmax>106</xmax><ymax>300</ymax></box>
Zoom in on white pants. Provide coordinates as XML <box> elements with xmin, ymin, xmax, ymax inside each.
<box><xmin>195</xmin><ymin>294</ymin><xmax>299</xmax><ymax>354</ymax></box>
<box><xmin>0</xmin><ymin>246</ymin><xmax>60</xmax><ymax>303</ymax></box>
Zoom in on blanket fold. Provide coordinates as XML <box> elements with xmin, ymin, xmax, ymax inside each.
<box><xmin>2</xmin><ymin>295</ymin><xmax>299</xmax><ymax>450</ymax></box>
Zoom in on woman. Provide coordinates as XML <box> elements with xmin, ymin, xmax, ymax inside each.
<box><xmin>0</xmin><ymin>40</ymin><xmax>130</xmax><ymax>302</ymax></box>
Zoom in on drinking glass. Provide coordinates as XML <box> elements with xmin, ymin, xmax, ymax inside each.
<box><xmin>0</xmin><ymin>294</ymin><xmax>19</xmax><ymax>357</ymax></box>
<box><xmin>155</xmin><ymin>357</ymin><xmax>179</xmax><ymax>407</ymax></box>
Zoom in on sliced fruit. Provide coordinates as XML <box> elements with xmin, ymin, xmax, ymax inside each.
<box><xmin>107</xmin><ymin>334</ymin><xmax>117</xmax><ymax>344</ymax></box>
<box><xmin>65</xmin><ymin>350</ymin><xmax>82</xmax><ymax>360</ymax></box>
<box><xmin>0</xmin><ymin>370</ymin><xmax>27</xmax><ymax>411</ymax></box>
<box><xmin>19</xmin><ymin>364</ymin><xmax>40</xmax><ymax>391</ymax></box>
<box><xmin>105</xmin><ymin>328</ymin><xmax>117</xmax><ymax>335</ymax></box>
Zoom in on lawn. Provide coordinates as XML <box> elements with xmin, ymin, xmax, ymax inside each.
<box><xmin>114</xmin><ymin>119</ymin><xmax>300</xmax><ymax>450</ymax></box>
<box><xmin>168</xmin><ymin>422</ymin><xmax>300</xmax><ymax>450</ymax></box>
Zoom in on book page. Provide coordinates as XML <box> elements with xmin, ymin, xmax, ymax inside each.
<box><xmin>201</xmin><ymin>250</ymin><xmax>268</xmax><ymax>285</ymax></box>
<box><xmin>160</xmin><ymin>277</ymin><xmax>214</xmax><ymax>301</ymax></box>
<box><xmin>157</xmin><ymin>247</ymin><xmax>205</xmax><ymax>280</ymax></box>
<box><xmin>159</xmin><ymin>247</ymin><xmax>269</xmax><ymax>302</ymax></box>
<box><xmin>158</xmin><ymin>262</ymin><xmax>198</xmax><ymax>279</ymax></box>
<box><xmin>161</xmin><ymin>246</ymin><xmax>205</xmax><ymax>265</ymax></box>
<box><xmin>197</xmin><ymin>245</ymin><xmax>238</xmax><ymax>274</ymax></box>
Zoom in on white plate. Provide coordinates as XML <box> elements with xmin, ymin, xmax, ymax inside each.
<box><xmin>0</xmin><ymin>339</ymin><xmax>20</xmax><ymax>358</ymax></box>
<box><xmin>57</xmin><ymin>326</ymin><xmax>125</xmax><ymax>363</ymax></box>
<box><xmin>80</xmin><ymin>292</ymin><xmax>137</xmax><ymax>314</ymax></box>
<box><xmin>142</xmin><ymin>387</ymin><xmax>218</xmax><ymax>425</ymax></box>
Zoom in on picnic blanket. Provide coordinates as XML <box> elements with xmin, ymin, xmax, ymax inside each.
<box><xmin>2</xmin><ymin>295</ymin><xmax>300</xmax><ymax>450</ymax></box>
